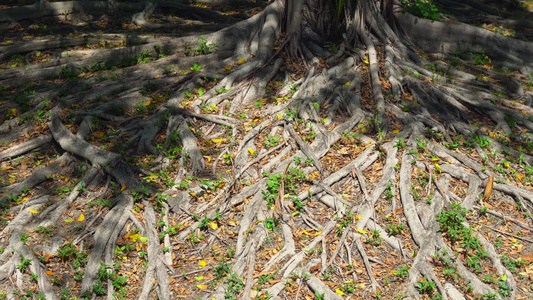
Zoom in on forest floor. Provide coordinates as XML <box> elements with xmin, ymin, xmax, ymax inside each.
<box><xmin>1</xmin><ymin>0</ymin><xmax>533</xmax><ymax>300</ymax></box>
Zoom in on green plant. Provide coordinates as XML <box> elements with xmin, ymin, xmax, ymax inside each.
<box><xmin>60</xmin><ymin>289</ymin><xmax>70</xmax><ymax>300</ymax></box>
<box><xmin>292</xmin><ymin>197</ymin><xmax>306</xmax><ymax>210</ymax></box>
<box><xmin>20</xmin><ymin>232</ymin><xmax>29</xmax><ymax>243</ymax></box>
<box><xmin>366</xmin><ymin>230</ymin><xmax>382</xmax><ymax>246</ymax></box>
<box><xmin>417</xmin><ymin>276</ymin><xmax>436</xmax><ymax>296</ymax></box>
<box><xmin>470</xmin><ymin>47</ymin><xmax>491</xmax><ymax>66</ymax></box>
<box><xmin>265</xmin><ymin>218</ymin><xmax>281</xmax><ymax>231</ymax></box>
<box><xmin>393</xmin><ymin>265</ymin><xmax>410</xmax><ymax>278</ymax></box>
<box><xmin>214</xmin><ymin>261</ymin><xmax>231</xmax><ymax>279</ymax></box>
<box><xmin>190</xmin><ymin>64</ymin><xmax>202</xmax><ymax>71</ymax></box>
<box><xmin>195</xmin><ymin>36</ymin><xmax>216</xmax><ymax>54</ymax></box>
<box><xmin>262</xmin><ymin>174</ymin><xmax>283</xmax><ymax>207</ymax></box>
<box><xmin>498</xmin><ymin>281</ymin><xmax>512</xmax><ymax>297</ymax></box>
<box><xmin>264</xmin><ymin>136</ymin><xmax>281</xmax><ymax>148</ymax></box>
<box><xmin>400</xmin><ymin>0</ymin><xmax>440</xmax><ymax>20</ymax></box>
<box><xmin>17</xmin><ymin>255</ymin><xmax>32</xmax><ymax>272</ymax></box>
<box><xmin>60</xmin><ymin>65</ymin><xmax>79</xmax><ymax>79</ymax></box>
<box><xmin>387</xmin><ymin>223</ymin><xmax>404</xmax><ymax>236</ymax></box>
<box><xmin>225</xmin><ymin>273</ymin><xmax>244</xmax><ymax>299</ymax></box>
<box><xmin>57</xmin><ymin>243</ymin><xmax>78</xmax><ymax>261</ymax></box>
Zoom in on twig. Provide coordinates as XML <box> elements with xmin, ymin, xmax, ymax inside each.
<box><xmin>474</xmin><ymin>221</ymin><xmax>533</xmax><ymax>243</ymax></box>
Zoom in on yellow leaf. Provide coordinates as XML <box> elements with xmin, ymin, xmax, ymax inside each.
<box><xmin>517</xmin><ymin>174</ymin><xmax>524</xmax><ymax>182</ymax></box>
<box><xmin>204</xmin><ymin>156</ymin><xmax>211</xmax><ymax>162</ymax></box>
<box><xmin>393</xmin><ymin>129</ymin><xmax>399</xmax><ymax>134</ymax></box>
<box><xmin>356</xmin><ymin>228</ymin><xmax>367</xmax><ymax>234</ymax></box>
<box><xmin>238</xmin><ymin>58</ymin><xmax>245</xmax><ymax>64</ymax></box>
<box><xmin>355</xmin><ymin>215</ymin><xmax>362</xmax><ymax>220</ymax></box>
<box><xmin>96</xmin><ymin>131</ymin><xmax>105</xmax><ymax>138</ymax></box>
<box><xmin>302</xmin><ymin>229</ymin><xmax>322</xmax><ymax>236</ymax></box>
<box><xmin>197</xmin><ymin>285</ymin><xmax>208</xmax><ymax>289</ymax></box>
<box><xmin>345</xmin><ymin>81</ymin><xmax>350</xmax><ymax>86</ymax></box>
<box><xmin>121</xmin><ymin>185</ymin><xmax>128</xmax><ymax>191</ymax></box>
<box><xmin>336</xmin><ymin>288</ymin><xmax>345</xmax><ymax>295</ymax></box>
<box><xmin>211</xmin><ymin>138</ymin><xmax>227</xmax><ymax>144</ymax></box>
<box><xmin>29</xmin><ymin>208</ymin><xmax>39</xmax><ymax>214</ymax></box>
<box><xmin>78</xmin><ymin>214</ymin><xmax>85</xmax><ymax>222</ymax></box>
<box><xmin>199</xmin><ymin>260</ymin><xmax>207</xmax><ymax>267</ymax></box>
<box><xmin>145</xmin><ymin>100</ymin><xmax>151</xmax><ymax>106</ymax></box>
<box><xmin>11</xmin><ymin>108</ymin><xmax>17</xmax><ymax>115</ymax></box>
<box><xmin>20</xmin><ymin>197</ymin><xmax>29</xmax><ymax>203</ymax></box>
<box><xmin>432</xmin><ymin>157</ymin><xmax>440</xmax><ymax>161</ymax></box>
<box><xmin>489</xmin><ymin>132</ymin><xmax>496</xmax><ymax>138</ymax></box>
<box><xmin>226</xmin><ymin>169</ymin><xmax>231</xmax><ymax>173</ymax></box>
<box><xmin>64</xmin><ymin>219</ymin><xmax>74</xmax><ymax>223</ymax></box>
<box><xmin>248</xmin><ymin>148</ymin><xmax>255</xmax><ymax>154</ymax></box>
<box><xmin>434</xmin><ymin>163</ymin><xmax>442</xmax><ymax>173</ymax></box>
<box><xmin>504</xmin><ymin>162</ymin><xmax>510</xmax><ymax>169</ymax></box>
<box><xmin>209</xmin><ymin>222</ymin><xmax>218</xmax><ymax>230</ymax></box>
<box><xmin>195</xmin><ymin>276</ymin><xmax>204</xmax><ymax>281</ymax></box>
<box><xmin>126</xmin><ymin>233</ymin><xmax>141</xmax><ymax>242</ymax></box>
<box><xmin>225</xmin><ymin>65</ymin><xmax>232</xmax><ymax>70</ymax></box>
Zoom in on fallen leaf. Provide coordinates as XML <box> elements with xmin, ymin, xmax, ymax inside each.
<box><xmin>302</xmin><ymin>229</ymin><xmax>322</xmax><ymax>236</ymax></box>
<box><xmin>520</xmin><ymin>253</ymin><xmax>533</xmax><ymax>262</ymax></box>
<box><xmin>196</xmin><ymin>285</ymin><xmax>208</xmax><ymax>289</ymax></box>
<box><xmin>195</xmin><ymin>276</ymin><xmax>204</xmax><ymax>281</ymax></box>
<box><xmin>121</xmin><ymin>185</ymin><xmax>128</xmax><ymax>191</ymax></box>
<box><xmin>78</xmin><ymin>214</ymin><xmax>85</xmax><ymax>222</ymax></box>
<box><xmin>482</xmin><ymin>177</ymin><xmax>494</xmax><ymax>202</ymax></box>
<box><xmin>248</xmin><ymin>148</ymin><xmax>255</xmax><ymax>154</ymax></box>
<box><xmin>199</xmin><ymin>260</ymin><xmax>207</xmax><ymax>267</ymax></box>
<box><xmin>356</xmin><ymin>228</ymin><xmax>367</xmax><ymax>234</ymax></box>
<box><xmin>393</xmin><ymin>129</ymin><xmax>399</xmax><ymax>134</ymax></box>
<box><xmin>140</xmin><ymin>236</ymin><xmax>148</xmax><ymax>242</ymax></box>
<box><xmin>211</xmin><ymin>138</ymin><xmax>227</xmax><ymax>144</ymax></box>
<box><xmin>336</xmin><ymin>288</ymin><xmax>345</xmax><ymax>295</ymax></box>
<box><xmin>225</xmin><ymin>65</ymin><xmax>232</xmax><ymax>70</ymax></box>
<box><xmin>64</xmin><ymin>219</ymin><xmax>74</xmax><ymax>223</ymax></box>
<box><xmin>227</xmin><ymin>219</ymin><xmax>239</xmax><ymax>226</ymax></box>
<box><xmin>209</xmin><ymin>222</ymin><xmax>218</xmax><ymax>230</ymax></box>
<box><xmin>145</xmin><ymin>100</ymin><xmax>151</xmax><ymax>106</ymax></box>
<box><xmin>96</xmin><ymin>131</ymin><xmax>105</xmax><ymax>138</ymax></box>
<box><xmin>238</xmin><ymin>58</ymin><xmax>245</xmax><ymax>64</ymax></box>
<box><xmin>29</xmin><ymin>208</ymin><xmax>39</xmax><ymax>214</ymax></box>
<box><xmin>45</xmin><ymin>270</ymin><xmax>54</xmax><ymax>276</ymax></box>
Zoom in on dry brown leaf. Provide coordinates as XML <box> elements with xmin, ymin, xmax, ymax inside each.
<box><xmin>482</xmin><ymin>176</ymin><xmax>493</xmax><ymax>202</ymax></box>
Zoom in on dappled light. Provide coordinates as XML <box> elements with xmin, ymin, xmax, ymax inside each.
<box><xmin>0</xmin><ymin>0</ymin><xmax>533</xmax><ymax>299</ymax></box>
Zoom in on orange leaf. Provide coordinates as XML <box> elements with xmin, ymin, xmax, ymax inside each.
<box><xmin>45</xmin><ymin>270</ymin><xmax>54</xmax><ymax>276</ymax></box>
<box><xmin>482</xmin><ymin>177</ymin><xmax>493</xmax><ymax>202</ymax></box>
